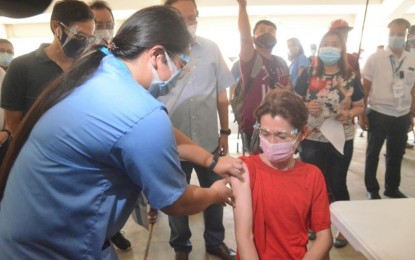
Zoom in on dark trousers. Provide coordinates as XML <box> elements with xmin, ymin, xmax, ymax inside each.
<box><xmin>365</xmin><ymin>110</ymin><xmax>411</xmax><ymax>193</ymax></box>
<box><xmin>169</xmin><ymin>161</ymin><xmax>224</xmax><ymax>253</ymax></box>
<box><xmin>299</xmin><ymin>139</ymin><xmax>354</xmax><ymax>202</ymax></box>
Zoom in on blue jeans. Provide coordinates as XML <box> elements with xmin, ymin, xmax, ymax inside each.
<box><xmin>169</xmin><ymin>161</ymin><xmax>224</xmax><ymax>253</ymax></box>
<box><xmin>364</xmin><ymin>110</ymin><xmax>410</xmax><ymax>193</ymax></box>
<box><xmin>299</xmin><ymin>139</ymin><xmax>353</xmax><ymax>202</ymax></box>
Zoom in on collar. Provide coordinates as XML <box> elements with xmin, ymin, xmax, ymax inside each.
<box><xmin>386</xmin><ymin>48</ymin><xmax>409</xmax><ymax>60</ymax></box>
<box><xmin>35</xmin><ymin>43</ymin><xmax>53</xmax><ymax>63</ymax></box>
<box><xmin>191</xmin><ymin>36</ymin><xmax>201</xmax><ymax>48</ymax></box>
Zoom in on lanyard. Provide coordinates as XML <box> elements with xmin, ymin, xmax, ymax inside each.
<box><xmin>389</xmin><ymin>56</ymin><xmax>405</xmax><ymax>78</ymax></box>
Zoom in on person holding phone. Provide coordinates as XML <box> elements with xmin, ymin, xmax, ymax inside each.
<box><xmin>0</xmin><ymin>6</ymin><xmax>243</xmax><ymax>259</ymax></box>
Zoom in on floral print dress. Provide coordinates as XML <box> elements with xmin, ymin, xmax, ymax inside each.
<box><xmin>295</xmin><ymin>69</ymin><xmax>364</xmax><ymax>142</ymax></box>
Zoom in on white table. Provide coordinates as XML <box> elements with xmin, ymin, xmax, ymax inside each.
<box><xmin>330</xmin><ymin>198</ymin><xmax>415</xmax><ymax>260</ymax></box>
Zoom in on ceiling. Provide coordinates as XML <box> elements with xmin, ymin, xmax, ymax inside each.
<box><xmin>0</xmin><ymin>0</ymin><xmax>414</xmax><ymax>60</ymax></box>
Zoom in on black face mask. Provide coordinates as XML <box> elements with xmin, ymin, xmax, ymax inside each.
<box><xmin>254</xmin><ymin>33</ymin><xmax>277</xmax><ymax>49</ymax></box>
<box><xmin>58</xmin><ymin>29</ymin><xmax>88</xmax><ymax>58</ymax></box>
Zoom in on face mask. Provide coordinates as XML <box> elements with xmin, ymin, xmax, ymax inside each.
<box><xmin>187</xmin><ymin>24</ymin><xmax>197</xmax><ymax>39</ymax></box>
<box><xmin>94</xmin><ymin>29</ymin><xmax>114</xmax><ymax>42</ymax></box>
<box><xmin>0</xmin><ymin>52</ymin><xmax>13</xmax><ymax>67</ymax></box>
<box><xmin>58</xmin><ymin>29</ymin><xmax>88</xmax><ymax>58</ymax></box>
<box><xmin>318</xmin><ymin>47</ymin><xmax>341</xmax><ymax>65</ymax></box>
<box><xmin>411</xmin><ymin>48</ymin><xmax>415</xmax><ymax>56</ymax></box>
<box><xmin>148</xmin><ymin>51</ymin><xmax>185</xmax><ymax>98</ymax></box>
<box><xmin>254</xmin><ymin>33</ymin><xmax>277</xmax><ymax>49</ymax></box>
<box><xmin>259</xmin><ymin>135</ymin><xmax>296</xmax><ymax>163</ymax></box>
<box><xmin>388</xmin><ymin>36</ymin><xmax>405</xmax><ymax>50</ymax></box>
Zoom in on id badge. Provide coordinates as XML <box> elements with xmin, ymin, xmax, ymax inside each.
<box><xmin>392</xmin><ymin>81</ymin><xmax>404</xmax><ymax>98</ymax></box>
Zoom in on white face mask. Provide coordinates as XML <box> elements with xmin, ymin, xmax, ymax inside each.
<box><xmin>410</xmin><ymin>48</ymin><xmax>415</xmax><ymax>56</ymax></box>
<box><xmin>94</xmin><ymin>29</ymin><xmax>114</xmax><ymax>42</ymax></box>
<box><xmin>187</xmin><ymin>24</ymin><xmax>197</xmax><ymax>39</ymax></box>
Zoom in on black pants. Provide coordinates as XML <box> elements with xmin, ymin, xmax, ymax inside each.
<box><xmin>300</xmin><ymin>139</ymin><xmax>353</xmax><ymax>202</ymax></box>
<box><xmin>364</xmin><ymin>110</ymin><xmax>411</xmax><ymax>193</ymax></box>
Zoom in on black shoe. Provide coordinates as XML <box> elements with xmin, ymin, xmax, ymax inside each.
<box><xmin>206</xmin><ymin>243</ymin><xmax>236</xmax><ymax>260</ymax></box>
<box><xmin>175</xmin><ymin>251</ymin><xmax>189</xmax><ymax>260</ymax></box>
<box><xmin>110</xmin><ymin>231</ymin><xmax>131</xmax><ymax>251</ymax></box>
<box><xmin>384</xmin><ymin>189</ymin><xmax>408</xmax><ymax>198</ymax></box>
<box><xmin>333</xmin><ymin>238</ymin><xmax>348</xmax><ymax>248</ymax></box>
<box><xmin>367</xmin><ymin>192</ymin><xmax>381</xmax><ymax>200</ymax></box>
<box><xmin>308</xmin><ymin>231</ymin><xmax>316</xmax><ymax>241</ymax></box>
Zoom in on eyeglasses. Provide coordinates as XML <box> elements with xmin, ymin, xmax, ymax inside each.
<box><xmin>175</xmin><ymin>53</ymin><xmax>191</xmax><ymax>70</ymax></box>
<box><xmin>258</xmin><ymin>128</ymin><xmax>299</xmax><ymax>142</ymax></box>
<box><xmin>184</xmin><ymin>15</ymin><xmax>198</xmax><ymax>25</ymax></box>
<box><xmin>59</xmin><ymin>22</ymin><xmax>96</xmax><ymax>44</ymax></box>
<box><xmin>95</xmin><ymin>22</ymin><xmax>114</xmax><ymax>30</ymax></box>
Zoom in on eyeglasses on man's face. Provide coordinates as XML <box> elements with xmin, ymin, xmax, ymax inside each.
<box><xmin>59</xmin><ymin>22</ymin><xmax>96</xmax><ymax>44</ymax></box>
<box><xmin>95</xmin><ymin>22</ymin><xmax>114</xmax><ymax>30</ymax></box>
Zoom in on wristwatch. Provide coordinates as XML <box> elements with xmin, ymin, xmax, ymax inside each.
<box><xmin>220</xmin><ymin>129</ymin><xmax>231</xmax><ymax>136</ymax></box>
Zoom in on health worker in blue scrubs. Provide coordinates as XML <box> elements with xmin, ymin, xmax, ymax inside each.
<box><xmin>0</xmin><ymin>6</ymin><xmax>243</xmax><ymax>259</ymax></box>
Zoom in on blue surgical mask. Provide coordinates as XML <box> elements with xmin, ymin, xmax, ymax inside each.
<box><xmin>148</xmin><ymin>51</ymin><xmax>187</xmax><ymax>98</ymax></box>
<box><xmin>388</xmin><ymin>36</ymin><xmax>405</xmax><ymax>50</ymax></box>
<box><xmin>0</xmin><ymin>52</ymin><xmax>13</xmax><ymax>67</ymax></box>
<box><xmin>318</xmin><ymin>47</ymin><xmax>341</xmax><ymax>65</ymax></box>
<box><xmin>149</xmin><ymin>70</ymin><xmax>183</xmax><ymax>98</ymax></box>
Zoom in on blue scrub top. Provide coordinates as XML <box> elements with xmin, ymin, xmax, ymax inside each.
<box><xmin>0</xmin><ymin>54</ymin><xmax>187</xmax><ymax>259</ymax></box>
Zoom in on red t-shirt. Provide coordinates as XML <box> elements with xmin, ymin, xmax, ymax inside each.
<box><xmin>237</xmin><ymin>155</ymin><xmax>331</xmax><ymax>260</ymax></box>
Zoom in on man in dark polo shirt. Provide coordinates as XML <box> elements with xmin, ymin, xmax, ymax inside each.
<box><xmin>0</xmin><ymin>0</ymin><xmax>94</xmax><ymax>142</ymax></box>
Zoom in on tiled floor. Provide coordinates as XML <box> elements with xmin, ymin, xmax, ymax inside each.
<box><xmin>117</xmin><ymin>122</ymin><xmax>415</xmax><ymax>260</ymax></box>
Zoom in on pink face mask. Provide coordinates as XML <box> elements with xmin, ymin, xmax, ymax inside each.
<box><xmin>259</xmin><ymin>135</ymin><xmax>296</xmax><ymax>163</ymax></box>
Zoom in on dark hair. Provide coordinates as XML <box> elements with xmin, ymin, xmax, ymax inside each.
<box><xmin>388</xmin><ymin>18</ymin><xmax>411</xmax><ymax>30</ymax></box>
<box><xmin>287</xmin><ymin>37</ymin><xmax>305</xmax><ymax>61</ymax></box>
<box><xmin>89</xmin><ymin>0</ymin><xmax>114</xmax><ymax>21</ymax></box>
<box><xmin>315</xmin><ymin>30</ymin><xmax>351</xmax><ymax>79</ymax></box>
<box><xmin>0</xmin><ymin>38</ymin><xmax>13</xmax><ymax>49</ymax></box>
<box><xmin>50</xmin><ymin>0</ymin><xmax>94</xmax><ymax>27</ymax></box>
<box><xmin>0</xmin><ymin>5</ymin><xmax>191</xmax><ymax>199</ymax></box>
<box><xmin>164</xmin><ymin>0</ymin><xmax>199</xmax><ymax>16</ymax></box>
<box><xmin>255</xmin><ymin>90</ymin><xmax>308</xmax><ymax>131</ymax></box>
<box><xmin>253</xmin><ymin>20</ymin><xmax>276</xmax><ymax>35</ymax></box>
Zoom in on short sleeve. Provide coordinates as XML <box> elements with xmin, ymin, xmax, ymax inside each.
<box><xmin>1</xmin><ymin>57</ymin><xmax>27</xmax><ymax>111</ymax></box>
<box><xmin>297</xmin><ymin>55</ymin><xmax>310</xmax><ymax>69</ymax></box>
<box><xmin>363</xmin><ymin>53</ymin><xmax>375</xmax><ymax>82</ymax></box>
<box><xmin>109</xmin><ymin>108</ymin><xmax>187</xmax><ymax>210</ymax></box>
<box><xmin>294</xmin><ymin>69</ymin><xmax>309</xmax><ymax>98</ymax></box>
<box><xmin>351</xmin><ymin>76</ymin><xmax>364</xmax><ymax>102</ymax></box>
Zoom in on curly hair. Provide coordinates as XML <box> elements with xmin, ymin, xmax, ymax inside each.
<box><xmin>255</xmin><ymin>90</ymin><xmax>308</xmax><ymax>130</ymax></box>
